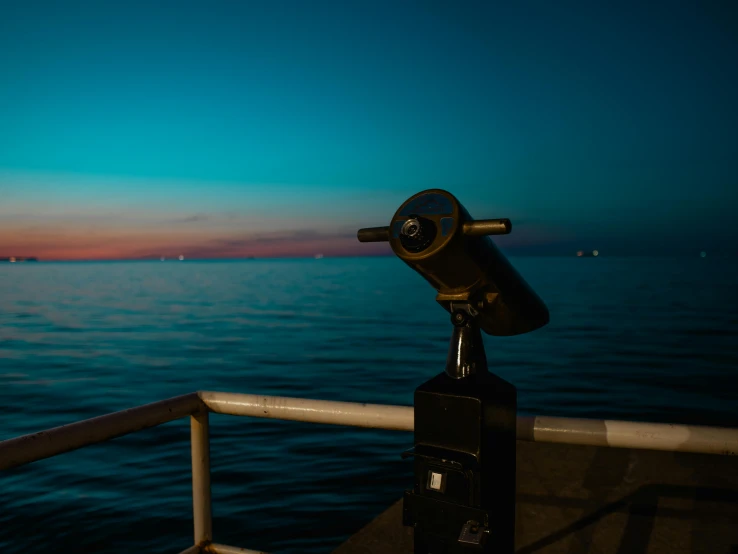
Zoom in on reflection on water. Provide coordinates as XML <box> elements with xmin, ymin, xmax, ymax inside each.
<box><xmin>1</xmin><ymin>257</ymin><xmax>737</xmax><ymax>553</ymax></box>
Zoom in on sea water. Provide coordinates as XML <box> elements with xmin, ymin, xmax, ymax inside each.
<box><xmin>1</xmin><ymin>257</ymin><xmax>736</xmax><ymax>553</ymax></box>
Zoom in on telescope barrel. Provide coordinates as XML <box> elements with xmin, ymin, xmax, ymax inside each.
<box><xmin>356</xmin><ymin>189</ymin><xmax>549</xmax><ymax>337</ymax></box>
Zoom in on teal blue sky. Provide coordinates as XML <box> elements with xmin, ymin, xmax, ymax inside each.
<box><xmin>1</xmin><ymin>0</ymin><xmax>736</xmax><ymax>259</ymax></box>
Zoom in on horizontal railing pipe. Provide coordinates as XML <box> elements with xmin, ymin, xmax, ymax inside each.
<box><xmin>0</xmin><ymin>392</ymin><xmax>203</xmax><ymax>471</ymax></box>
<box><xmin>198</xmin><ymin>391</ymin><xmax>737</xmax><ymax>456</ymax></box>
<box><xmin>517</xmin><ymin>415</ymin><xmax>738</xmax><ymax>456</ymax></box>
<box><xmin>207</xmin><ymin>544</ymin><xmax>270</xmax><ymax>554</ymax></box>
<box><xmin>198</xmin><ymin>391</ymin><xmax>414</xmax><ymax>431</ymax></box>
<box><xmin>2</xmin><ymin>392</ymin><xmax>736</xmax><ymax>475</ymax></box>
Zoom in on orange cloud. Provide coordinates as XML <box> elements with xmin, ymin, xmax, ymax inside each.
<box><xmin>0</xmin><ymin>225</ymin><xmax>390</xmax><ymax>260</ymax></box>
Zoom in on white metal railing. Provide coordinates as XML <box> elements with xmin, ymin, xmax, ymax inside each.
<box><xmin>1</xmin><ymin>391</ymin><xmax>737</xmax><ymax>554</ymax></box>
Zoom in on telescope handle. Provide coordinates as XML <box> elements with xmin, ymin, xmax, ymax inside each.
<box><xmin>463</xmin><ymin>219</ymin><xmax>512</xmax><ymax>236</ymax></box>
<box><xmin>357</xmin><ymin>226</ymin><xmax>390</xmax><ymax>242</ymax></box>
<box><xmin>357</xmin><ymin>218</ymin><xmax>511</xmax><ymax>243</ymax></box>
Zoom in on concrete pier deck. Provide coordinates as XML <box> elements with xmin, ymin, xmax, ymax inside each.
<box><xmin>333</xmin><ymin>440</ymin><xmax>738</xmax><ymax>554</ymax></box>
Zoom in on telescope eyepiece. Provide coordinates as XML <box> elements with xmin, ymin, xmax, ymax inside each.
<box><xmin>399</xmin><ymin>214</ymin><xmax>436</xmax><ymax>253</ymax></box>
<box><xmin>401</xmin><ymin>218</ymin><xmax>421</xmax><ymax>237</ymax></box>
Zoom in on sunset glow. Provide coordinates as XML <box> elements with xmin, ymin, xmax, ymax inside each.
<box><xmin>2</xmin><ymin>2</ymin><xmax>736</xmax><ymax>259</ymax></box>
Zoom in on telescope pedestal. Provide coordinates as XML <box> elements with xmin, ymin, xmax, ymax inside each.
<box><xmin>402</xmin><ymin>309</ymin><xmax>517</xmax><ymax>553</ymax></box>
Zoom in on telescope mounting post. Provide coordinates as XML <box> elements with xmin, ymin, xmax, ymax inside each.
<box><xmin>446</xmin><ymin>303</ymin><xmax>488</xmax><ymax>380</ymax></box>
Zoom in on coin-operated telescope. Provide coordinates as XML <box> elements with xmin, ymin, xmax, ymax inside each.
<box><xmin>358</xmin><ymin>189</ymin><xmax>549</xmax><ymax>553</ymax></box>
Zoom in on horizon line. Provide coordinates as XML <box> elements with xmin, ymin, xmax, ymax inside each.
<box><xmin>2</xmin><ymin>253</ymin><xmax>735</xmax><ymax>263</ymax></box>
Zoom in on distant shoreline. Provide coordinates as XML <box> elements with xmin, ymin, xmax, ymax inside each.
<box><xmin>2</xmin><ymin>254</ymin><xmax>732</xmax><ymax>263</ymax></box>
<box><xmin>0</xmin><ymin>257</ymin><xmax>38</xmax><ymax>262</ymax></box>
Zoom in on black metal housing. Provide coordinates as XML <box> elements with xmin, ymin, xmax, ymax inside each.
<box><xmin>402</xmin><ymin>364</ymin><xmax>517</xmax><ymax>553</ymax></box>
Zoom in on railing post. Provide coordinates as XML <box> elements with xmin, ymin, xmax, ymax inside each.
<box><xmin>191</xmin><ymin>409</ymin><xmax>213</xmax><ymax>546</ymax></box>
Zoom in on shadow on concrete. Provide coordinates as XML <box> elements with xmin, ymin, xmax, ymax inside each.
<box><xmin>517</xmin><ymin>484</ymin><xmax>738</xmax><ymax>554</ymax></box>
<box><xmin>334</xmin><ymin>441</ymin><xmax>738</xmax><ymax>554</ymax></box>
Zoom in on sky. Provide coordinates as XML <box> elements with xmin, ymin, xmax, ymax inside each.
<box><xmin>1</xmin><ymin>0</ymin><xmax>737</xmax><ymax>260</ymax></box>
